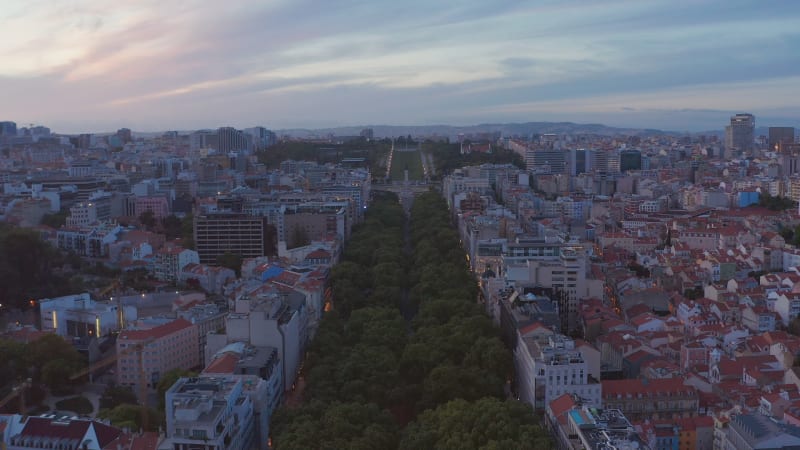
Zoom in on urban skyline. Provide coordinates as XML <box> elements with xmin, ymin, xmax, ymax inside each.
<box><xmin>2</xmin><ymin>0</ymin><xmax>799</xmax><ymax>133</ymax></box>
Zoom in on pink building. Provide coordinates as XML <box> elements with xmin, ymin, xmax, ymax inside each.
<box><xmin>134</xmin><ymin>196</ymin><xmax>170</xmax><ymax>220</ymax></box>
<box><xmin>116</xmin><ymin>318</ymin><xmax>199</xmax><ymax>398</ymax></box>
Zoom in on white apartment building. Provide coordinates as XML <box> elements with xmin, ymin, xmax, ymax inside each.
<box><xmin>164</xmin><ymin>376</ymin><xmax>258</xmax><ymax>450</ymax></box>
<box><xmin>516</xmin><ymin>334</ymin><xmax>601</xmax><ymax>410</ymax></box>
<box><xmin>205</xmin><ymin>289</ymin><xmax>308</xmax><ymax>392</ymax></box>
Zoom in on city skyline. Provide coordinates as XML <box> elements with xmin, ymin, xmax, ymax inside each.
<box><xmin>2</xmin><ymin>0</ymin><xmax>799</xmax><ymax>133</ymax></box>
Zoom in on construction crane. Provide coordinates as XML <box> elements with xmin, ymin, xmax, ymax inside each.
<box><xmin>98</xmin><ymin>279</ymin><xmax>121</xmax><ymax>299</ymax></box>
<box><xmin>69</xmin><ymin>337</ymin><xmax>154</xmax><ymax>430</ymax></box>
<box><xmin>0</xmin><ymin>378</ymin><xmax>32</xmax><ymax>413</ymax></box>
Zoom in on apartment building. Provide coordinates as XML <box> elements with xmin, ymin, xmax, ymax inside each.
<box><xmin>601</xmin><ymin>378</ymin><xmax>698</xmax><ymax>420</ymax></box>
<box><xmin>116</xmin><ymin>318</ymin><xmax>200</xmax><ymax>396</ymax></box>
<box><xmin>163</xmin><ymin>376</ymin><xmax>257</xmax><ymax>450</ymax></box>
<box><xmin>153</xmin><ymin>244</ymin><xmax>200</xmax><ymax>283</ymax></box>
<box><xmin>205</xmin><ymin>289</ymin><xmax>307</xmax><ymax>392</ymax></box>
<box><xmin>516</xmin><ymin>334</ymin><xmax>601</xmax><ymax>410</ymax></box>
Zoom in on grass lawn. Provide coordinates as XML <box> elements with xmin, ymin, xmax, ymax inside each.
<box><xmin>55</xmin><ymin>396</ymin><xmax>94</xmax><ymax>415</ymax></box>
<box><xmin>389</xmin><ymin>149</ymin><xmax>424</xmax><ymax>181</ymax></box>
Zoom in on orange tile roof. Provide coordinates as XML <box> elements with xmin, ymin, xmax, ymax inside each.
<box><xmin>602</xmin><ymin>377</ymin><xmax>694</xmax><ymax>398</ymax></box>
<box><xmin>548</xmin><ymin>393</ymin><xmax>576</xmax><ymax>418</ymax></box>
<box><xmin>202</xmin><ymin>353</ymin><xmax>239</xmax><ymax>375</ymax></box>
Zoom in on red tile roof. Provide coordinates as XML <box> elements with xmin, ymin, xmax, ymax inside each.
<box><xmin>602</xmin><ymin>378</ymin><xmax>695</xmax><ymax>398</ymax></box>
<box><xmin>202</xmin><ymin>353</ymin><xmax>239</xmax><ymax>375</ymax></box>
<box><xmin>129</xmin><ymin>432</ymin><xmax>160</xmax><ymax>450</ymax></box>
<box><xmin>305</xmin><ymin>249</ymin><xmax>331</xmax><ymax>260</ymax></box>
<box><xmin>519</xmin><ymin>321</ymin><xmax>551</xmax><ymax>336</ymax></box>
<box><xmin>548</xmin><ymin>393</ymin><xmax>576</xmax><ymax>419</ymax></box>
<box><xmin>20</xmin><ymin>418</ymin><xmax>121</xmax><ymax>448</ymax></box>
<box><xmin>118</xmin><ymin>318</ymin><xmax>193</xmax><ymax>341</ymax></box>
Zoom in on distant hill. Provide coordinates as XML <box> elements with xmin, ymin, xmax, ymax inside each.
<box><xmin>275</xmin><ymin>122</ymin><xmax>681</xmax><ymax>139</ymax></box>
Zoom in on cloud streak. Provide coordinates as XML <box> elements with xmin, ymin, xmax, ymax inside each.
<box><xmin>0</xmin><ymin>0</ymin><xmax>798</xmax><ymax>132</ymax></box>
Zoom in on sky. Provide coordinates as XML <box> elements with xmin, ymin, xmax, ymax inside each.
<box><xmin>1</xmin><ymin>0</ymin><xmax>799</xmax><ymax>134</ymax></box>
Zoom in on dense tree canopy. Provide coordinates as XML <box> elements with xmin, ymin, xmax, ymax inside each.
<box><xmin>272</xmin><ymin>401</ymin><xmax>399</xmax><ymax>450</ymax></box>
<box><xmin>256</xmin><ymin>140</ymin><xmax>392</xmax><ymax>175</ymax></box>
<box><xmin>424</xmin><ymin>141</ymin><xmax>524</xmax><ymax>176</ymax></box>
<box><xmin>0</xmin><ymin>224</ymin><xmax>76</xmax><ymax>309</ymax></box>
<box><xmin>271</xmin><ymin>190</ymin><xmax>549</xmax><ymax>448</ymax></box>
<box><xmin>0</xmin><ymin>334</ymin><xmax>86</xmax><ymax>397</ymax></box>
<box><xmin>400</xmin><ymin>398</ymin><xmax>552</xmax><ymax>450</ymax></box>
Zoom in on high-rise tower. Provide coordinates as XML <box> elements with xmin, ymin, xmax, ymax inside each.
<box><xmin>725</xmin><ymin>113</ymin><xmax>755</xmax><ymax>157</ymax></box>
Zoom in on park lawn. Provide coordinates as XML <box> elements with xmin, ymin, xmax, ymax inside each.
<box><xmin>389</xmin><ymin>149</ymin><xmax>424</xmax><ymax>181</ymax></box>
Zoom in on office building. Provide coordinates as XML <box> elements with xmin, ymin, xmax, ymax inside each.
<box><xmin>504</xmin><ymin>243</ymin><xmax>595</xmax><ymax>333</ymax></box>
<box><xmin>525</xmin><ymin>148</ymin><xmax>567</xmax><ymax>174</ymax></box>
<box><xmin>282</xmin><ymin>202</ymin><xmax>348</xmax><ymax>247</ymax></box>
<box><xmin>0</xmin><ymin>121</ymin><xmax>17</xmax><ymax>136</ymax></box>
<box><xmin>770</xmin><ymin>127</ymin><xmax>796</xmax><ymax>153</ymax></box>
<box><xmin>116</xmin><ymin>128</ymin><xmax>132</xmax><ymax>144</ymax></box>
<box><xmin>619</xmin><ymin>149</ymin><xmax>642</xmax><ymax>172</ymax></box>
<box><xmin>217</xmin><ymin>127</ymin><xmax>251</xmax><ymax>152</ymax></box>
<box><xmin>725</xmin><ymin>113</ymin><xmax>755</xmax><ymax>156</ymax></box>
<box><xmin>568</xmin><ymin>149</ymin><xmax>592</xmax><ymax>176</ymax></box>
<box><xmin>194</xmin><ymin>214</ymin><xmax>270</xmax><ymax>264</ymax></box>
<box><xmin>243</xmin><ymin>126</ymin><xmax>277</xmax><ymax>150</ymax></box>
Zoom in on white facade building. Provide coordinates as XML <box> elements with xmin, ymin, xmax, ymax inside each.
<box><xmin>516</xmin><ymin>334</ymin><xmax>601</xmax><ymax>410</ymax></box>
<box><xmin>38</xmin><ymin>292</ymin><xmax>136</xmax><ymax>338</ymax></box>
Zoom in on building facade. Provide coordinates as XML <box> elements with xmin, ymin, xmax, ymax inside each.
<box><xmin>194</xmin><ymin>214</ymin><xmax>269</xmax><ymax>265</ymax></box>
<box><xmin>163</xmin><ymin>376</ymin><xmax>257</xmax><ymax>450</ymax></box>
<box><xmin>116</xmin><ymin>318</ymin><xmax>200</xmax><ymax>396</ymax></box>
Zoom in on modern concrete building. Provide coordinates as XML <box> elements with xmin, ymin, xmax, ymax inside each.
<box><xmin>281</xmin><ymin>202</ymin><xmax>348</xmax><ymax>248</ymax></box>
<box><xmin>504</xmin><ymin>243</ymin><xmax>596</xmax><ymax>333</ymax></box>
<box><xmin>202</xmin><ymin>342</ymin><xmax>283</xmax><ymax>417</ymax></box>
<box><xmin>725</xmin><ymin>113</ymin><xmax>755</xmax><ymax>156</ymax></box>
<box><xmin>205</xmin><ymin>290</ymin><xmax>308</xmax><ymax>392</ymax></box>
<box><xmin>769</xmin><ymin>127</ymin><xmax>796</xmax><ymax>153</ymax></box>
<box><xmin>194</xmin><ymin>214</ymin><xmax>270</xmax><ymax>265</ymax></box>
<box><xmin>216</xmin><ymin>127</ymin><xmax>251</xmax><ymax>152</ymax></box>
<box><xmin>38</xmin><ymin>292</ymin><xmax>136</xmax><ymax>338</ymax></box>
<box><xmin>163</xmin><ymin>376</ymin><xmax>258</xmax><ymax>450</ymax></box>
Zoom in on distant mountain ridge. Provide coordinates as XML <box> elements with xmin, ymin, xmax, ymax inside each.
<box><xmin>275</xmin><ymin>121</ymin><xmax>680</xmax><ymax>139</ymax></box>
